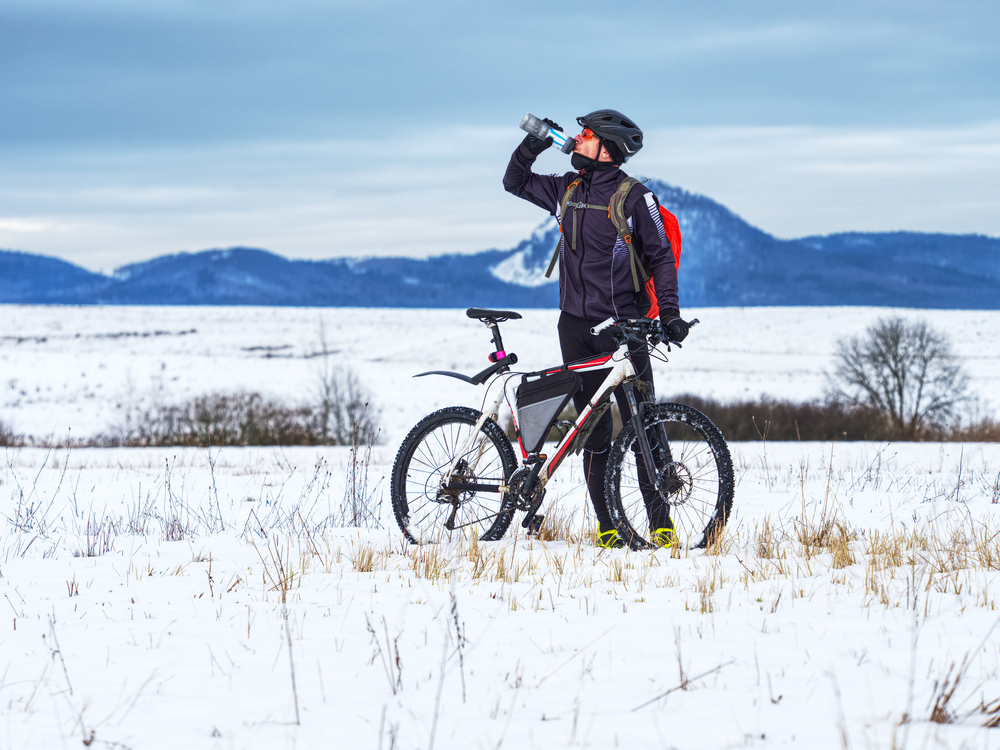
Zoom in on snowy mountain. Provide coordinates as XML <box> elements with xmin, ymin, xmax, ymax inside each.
<box><xmin>2</xmin><ymin>180</ymin><xmax>998</xmax><ymax>308</ymax></box>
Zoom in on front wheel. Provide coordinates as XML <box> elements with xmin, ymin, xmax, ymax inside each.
<box><xmin>605</xmin><ymin>402</ymin><xmax>734</xmax><ymax>550</ymax></box>
<box><xmin>391</xmin><ymin>407</ymin><xmax>518</xmax><ymax>544</ymax></box>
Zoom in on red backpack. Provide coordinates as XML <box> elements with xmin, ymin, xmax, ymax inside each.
<box><xmin>544</xmin><ymin>177</ymin><xmax>681</xmax><ymax>319</ymax></box>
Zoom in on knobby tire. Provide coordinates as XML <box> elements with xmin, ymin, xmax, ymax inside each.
<box><xmin>391</xmin><ymin>407</ymin><xmax>518</xmax><ymax>544</ymax></box>
<box><xmin>605</xmin><ymin>402</ymin><xmax>734</xmax><ymax>550</ymax></box>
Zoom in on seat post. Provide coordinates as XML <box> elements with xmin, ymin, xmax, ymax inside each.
<box><xmin>486</xmin><ymin>321</ymin><xmax>505</xmax><ymax>356</ymax></box>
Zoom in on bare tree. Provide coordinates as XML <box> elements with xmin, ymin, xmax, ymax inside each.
<box><xmin>315</xmin><ymin>319</ymin><xmax>380</xmax><ymax>445</ymax></box>
<box><xmin>829</xmin><ymin>316</ymin><xmax>969</xmax><ymax>438</ymax></box>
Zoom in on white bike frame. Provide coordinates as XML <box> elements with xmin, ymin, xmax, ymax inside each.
<box><xmin>442</xmin><ymin>329</ymin><xmax>641</xmax><ymax>492</ymax></box>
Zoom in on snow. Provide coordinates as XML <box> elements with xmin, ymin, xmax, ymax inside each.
<box><xmin>2</xmin><ymin>306</ymin><xmax>1000</xmax><ymax>748</ymax></box>
<box><xmin>489</xmin><ymin>250</ymin><xmax>552</xmax><ymax>287</ymax></box>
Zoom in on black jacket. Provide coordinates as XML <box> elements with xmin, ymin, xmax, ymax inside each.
<box><xmin>503</xmin><ymin>145</ymin><xmax>679</xmax><ymax>320</ymax></box>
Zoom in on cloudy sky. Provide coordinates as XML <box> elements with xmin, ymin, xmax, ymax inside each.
<box><xmin>2</xmin><ymin>0</ymin><xmax>999</xmax><ymax>271</ymax></box>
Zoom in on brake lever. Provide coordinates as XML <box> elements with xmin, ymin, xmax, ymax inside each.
<box><xmin>657</xmin><ymin>317</ymin><xmax>698</xmax><ymax>349</ymax></box>
<box><xmin>670</xmin><ymin>318</ymin><xmax>698</xmax><ymax>347</ymax></box>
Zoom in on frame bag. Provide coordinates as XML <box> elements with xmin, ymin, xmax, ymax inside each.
<box><xmin>515</xmin><ymin>370</ymin><xmax>582</xmax><ymax>454</ymax></box>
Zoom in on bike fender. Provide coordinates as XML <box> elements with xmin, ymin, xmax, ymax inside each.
<box><xmin>414</xmin><ymin>353</ymin><xmax>518</xmax><ymax>386</ymax></box>
<box><xmin>413</xmin><ymin>370</ymin><xmax>476</xmax><ymax>384</ymax></box>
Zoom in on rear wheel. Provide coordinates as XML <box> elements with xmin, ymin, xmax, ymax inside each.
<box><xmin>605</xmin><ymin>402</ymin><xmax>734</xmax><ymax>550</ymax></box>
<box><xmin>391</xmin><ymin>407</ymin><xmax>518</xmax><ymax>544</ymax></box>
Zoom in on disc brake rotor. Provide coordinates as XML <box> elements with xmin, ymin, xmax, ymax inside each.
<box><xmin>660</xmin><ymin>461</ymin><xmax>694</xmax><ymax>506</ymax></box>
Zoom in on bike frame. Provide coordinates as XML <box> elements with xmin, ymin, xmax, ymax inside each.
<box><xmin>441</xmin><ymin>336</ymin><xmax>643</xmax><ymax>495</ymax></box>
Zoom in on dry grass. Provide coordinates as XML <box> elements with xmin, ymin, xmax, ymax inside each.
<box><xmin>702</xmin><ymin>525</ymin><xmax>731</xmax><ymax>557</ymax></box>
<box><xmin>252</xmin><ymin>536</ymin><xmax>297</xmax><ymax>602</ymax></box>
<box><xmin>694</xmin><ymin>565</ymin><xmax>720</xmax><ymax>613</ymax></box>
<box><xmin>924</xmin><ymin>654</ymin><xmax>1000</xmax><ymax>728</ymax></box>
<box><xmin>531</xmin><ymin>504</ymin><xmax>592</xmax><ymax>545</ymax></box>
<box><xmin>410</xmin><ymin>543</ymin><xmax>450</xmax><ymax>581</ymax></box>
<box><xmin>829</xmin><ymin>523</ymin><xmax>857</xmax><ymax>570</ymax></box>
<box><xmin>754</xmin><ymin>515</ymin><xmax>783</xmax><ymax>560</ymax></box>
<box><xmin>350</xmin><ymin>541</ymin><xmax>389</xmax><ymax>573</ymax></box>
<box><xmin>227</xmin><ymin>506</ymin><xmax>1000</xmax><ymax>625</ymax></box>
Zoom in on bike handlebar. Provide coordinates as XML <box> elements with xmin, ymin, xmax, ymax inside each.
<box><xmin>590</xmin><ymin>318</ymin><xmax>616</xmax><ymax>336</ymax></box>
<box><xmin>590</xmin><ymin>317</ymin><xmax>700</xmax><ymax>347</ymax></box>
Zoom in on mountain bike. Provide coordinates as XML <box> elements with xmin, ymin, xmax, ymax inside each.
<box><xmin>390</xmin><ymin>308</ymin><xmax>734</xmax><ymax>550</ymax></box>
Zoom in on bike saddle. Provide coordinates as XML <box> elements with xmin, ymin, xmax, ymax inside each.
<box><xmin>466</xmin><ymin>308</ymin><xmax>522</xmax><ymax>321</ymax></box>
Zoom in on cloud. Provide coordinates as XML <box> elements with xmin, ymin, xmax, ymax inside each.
<box><xmin>2</xmin><ymin>122</ymin><xmax>999</xmax><ymax>271</ymax></box>
<box><xmin>0</xmin><ymin>219</ymin><xmax>47</xmax><ymax>233</ymax></box>
<box><xmin>1</xmin><ymin>1</ymin><xmax>998</xmax><ymax>268</ymax></box>
<box><xmin>639</xmin><ymin>122</ymin><xmax>1000</xmax><ymax>238</ymax></box>
<box><xmin>2</xmin><ymin>0</ymin><xmax>998</xmax><ymax>147</ymax></box>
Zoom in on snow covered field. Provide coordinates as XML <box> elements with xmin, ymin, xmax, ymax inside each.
<box><xmin>2</xmin><ymin>305</ymin><xmax>999</xmax><ymax>443</ymax></box>
<box><xmin>2</xmin><ymin>306</ymin><xmax>1000</xmax><ymax>749</ymax></box>
<box><xmin>3</xmin><ymin>441</ymin><xmax>1000</xmax><ymax>749</ymax></box>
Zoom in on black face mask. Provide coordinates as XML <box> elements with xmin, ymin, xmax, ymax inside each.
<box><xmin>571</xmin><ymin>152</ymin><xmax>620</xmax><ymax>172</ymax></box>
<box><xmin>571</xmin><ymin>138</ymin><xmax>620</xmax><ymax>173</ymax></box>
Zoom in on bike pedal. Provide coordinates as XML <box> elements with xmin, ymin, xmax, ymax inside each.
<box><xmin>525</xmin><ymin>514</ymin><xmax>545</xmax><ymax>536</ymax></box>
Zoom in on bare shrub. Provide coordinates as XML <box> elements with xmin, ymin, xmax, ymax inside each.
<box><xmin>829</xmin><ymin>316</ymin><xmax>969</xmax><ymax>439</ymax></box>
<box><xmin>161</xmin><ymin>457</ymin><xmax>191</xmax><ymax>541</ymax></box>
<box><xmin>666</xmin><ymin>392</ymin><xmax>997</xmax><ymax>443</ymax></box>
<box><xmin>114</xmin><ymin>392</ymin><xmax>316</xmax><ymax>447</ymax></box>
<box><xmin>74</xmin><ymin>513</ymin><xmax>119</xmax><ymax>557</ymax></box>
<box><xmin>951</xmin><ymin>418</ymin><xmax>1000</xmax><ymax>442</ymax></box>
<box><xmin>316</xmin><ymin>368</ymin><xmax>380</xmax><ymax>446</ymax></box>
<box><xmin>336</xmin><ymin>407</ymin><xmax>383</xmax><ymax>529</ymax></box>
<box><xmin>667</xmin><ymin>394</ymin><xmax>890</xmax><ymax>441</ymax></box>
<box><xmin>0</xmin><ymin>418</ymin><xmax>21</xmax><ymax>447</ymax></box>
<box><xmin>314</xmin><ymin>322</ymin><xmax>380</xmax><ymax>445</ymax></box>
<box><xmin>104</xmin><ymin>385</ymin><xmax>380</xmax><ymax>447</ymax></box>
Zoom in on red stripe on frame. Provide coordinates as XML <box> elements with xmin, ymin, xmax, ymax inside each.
<box><xmin>544</xmin><ymin>355</ymin><xmax>613</xmax><ymax>375</ymax></box>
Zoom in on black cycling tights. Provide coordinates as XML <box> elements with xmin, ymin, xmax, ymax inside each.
<box><xmin>557</xmin><ymin>312</ymin><xmax>670</xmax><ymax>530</ymax></box>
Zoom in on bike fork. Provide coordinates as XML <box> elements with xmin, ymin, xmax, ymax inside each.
<box><xmin>623</xmin><ymin>383</ymin><xmax>674</xmax><ymax>501</ymax></box>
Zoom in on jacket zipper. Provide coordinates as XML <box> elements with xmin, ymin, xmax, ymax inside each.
<box><xmin>578</xmin><ymin>185</ymin><xmax>588</xmax><ymax>317</ymax></box>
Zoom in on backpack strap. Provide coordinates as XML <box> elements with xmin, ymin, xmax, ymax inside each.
<box><xmin>560</xmin><ymin>178</ymin><xmax>582</xmax><ymax>225</ymax></box>
<box><xmin>607</xmin><ymin>177</ymin><xmax>648</xmax><ymax>293</ymax></box>
<box><xmin>545</xmin><ymin>178</ymin><xmax>581</xmax><ymax>279</ymax></box>
<box><xmin>545</xmin><ymin>176</ymin><xmax>649</xmax><ymax>293</ymax></box>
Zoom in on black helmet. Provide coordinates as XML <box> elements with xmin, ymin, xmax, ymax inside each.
<box><xmin>576</xmin><ymin>109</ymin><xmax>643</xmax><ymax>163</ymax></box>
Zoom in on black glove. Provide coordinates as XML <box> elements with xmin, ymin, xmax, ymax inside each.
<box><xmin>660</xmin><ymin>309</ymin><xmax>690</xmax><ymax>343</ymax></box>
<box><xmin>518</xmin><ymin>118</ymin><xmax>563</xmax><ymax>158</ymax></box>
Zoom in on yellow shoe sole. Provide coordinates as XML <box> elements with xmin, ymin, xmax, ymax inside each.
<box><xmin>650</xmin><ymin>527</ymin><xmax>677</xmax><ymax>548</ymax></box>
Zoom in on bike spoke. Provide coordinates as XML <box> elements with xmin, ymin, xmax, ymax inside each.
<box><xmin>608</xmin><ymin>403</ymin><xmax>733</xmax><ymax>550</ymax></box>
<box><xmin>392</xmin><ymin>408</ymin><xmax>516</xmax><ymax>544</ymax></box>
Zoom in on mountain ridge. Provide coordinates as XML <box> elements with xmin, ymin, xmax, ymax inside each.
<box><xmin>2</xmin><ymin>180</ymin><xmax>998</xmax><ymax>309</ymax></box>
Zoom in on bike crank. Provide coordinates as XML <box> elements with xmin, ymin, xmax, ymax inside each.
<box><xmin>505</xmin><ymin>466</ymin><xmax>547</xmax><ymax>529</ymax></box>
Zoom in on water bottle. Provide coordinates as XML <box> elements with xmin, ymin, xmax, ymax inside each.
<box><xmin>520</xmin><ymin>113</ymin><xmax>574</xmax><ymax>154</ymax></box>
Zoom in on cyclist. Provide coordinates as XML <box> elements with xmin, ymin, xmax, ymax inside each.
<box><xmin>503</xmin><ymin>109</ymin><xmax>689</xmax><ymax>548</ymax></box>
